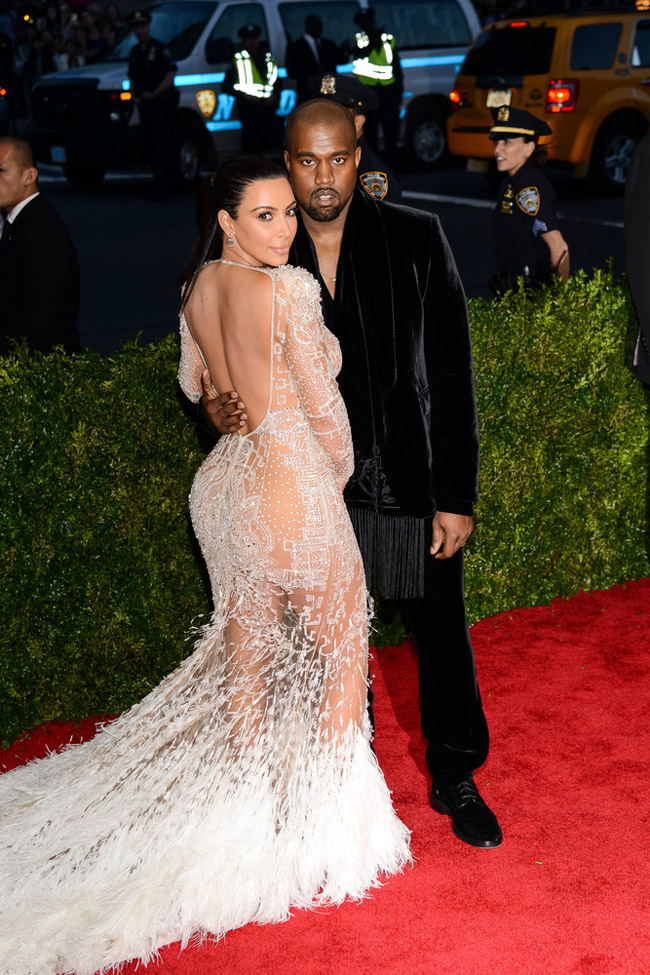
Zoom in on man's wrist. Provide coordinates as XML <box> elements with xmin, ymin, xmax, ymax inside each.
<box><xmin>434</xmin><ymin>499</ymin><xmax>474</xmax><ymax>517</ymax></box>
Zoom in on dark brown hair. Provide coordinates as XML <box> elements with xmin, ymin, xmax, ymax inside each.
<box><xmin>177</xmin><ymin>155</ymin><xmax>287</xmax><ymax>306</ymax></box>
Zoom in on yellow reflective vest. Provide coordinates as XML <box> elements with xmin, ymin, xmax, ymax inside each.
<box><xmin>233</xmin><ymin>50</ymin><xmax>278</xmax><ymax>99</ymax></box>
<box><xmin>352</xmin><ymin>31</ymin><xmax>396</xmax><ymax>87</ymax></box>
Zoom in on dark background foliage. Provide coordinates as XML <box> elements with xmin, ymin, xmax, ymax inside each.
<box><xmin>1</xmin><ymin>269</ymin><xmax>647</xmax><ymax>745</ymax></box>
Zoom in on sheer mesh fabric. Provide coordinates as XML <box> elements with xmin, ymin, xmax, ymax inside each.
<box><xmin>0</xmin><ymin>263</ymin><xmax>410</xmax><ymax>975</ymax></box>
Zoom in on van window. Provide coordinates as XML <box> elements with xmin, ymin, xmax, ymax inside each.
<box><xmin>632</xmin><ymin>20</ymin><xmax>650</xmax><ymax>68</ymax></box>
<box><xmin>279</xmin><ymin>2</ymin><xmax>360</xmax><ymax>47</ymax></box>
<box><xmin>107</xmin><ymin>1</ymin><xmax>216</xmax><ymax>61</ymax></box>
<box><xmin>570</xmin><ymin>23</ymin><xmax>621</xmax><ymax>70</ymax></box>
<box><xmin>373</xmin><ymin>0</ymin><xmax>472</xmax><ymax>50</ymax></box>
<box><xmin>205</xmin><ymin>3</ymin><xmax>269</xmax><ymax>64</ymax></box>
<box><xmin>462</xmin><ymin>25</ymin><xmax>556</xmax><ymax>77</ymax></box>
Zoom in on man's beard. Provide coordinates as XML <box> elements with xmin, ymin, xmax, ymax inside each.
<box><xmin>303</xmin><ymin>189</ymin><xmax>347</xmax><ymax>222</ymax></box>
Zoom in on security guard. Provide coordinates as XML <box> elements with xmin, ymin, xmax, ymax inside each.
<box><xmin>307</xmin><ymin>72</ymin><xmax>401</xmax><ymax>203</ymax></box>
<box><xmin>226</xmin><ymin>24</ymin><xmax>281</xmax><ymax>154</ymax></box>
<box><xmin>490</xmin><ymin>106</ymin><xmax>569</xmax><ymax>293</ymax></box>
<box><xmin>128</xmin><ymin>10</ymin><xmax>178</xmax><ymax>201</ymax></box>
<box><xmin>351</xmin><ymin>7</ymin><xmax>403</xmax><ymax>166</ymax></box>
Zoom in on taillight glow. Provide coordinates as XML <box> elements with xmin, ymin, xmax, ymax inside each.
<box><xmin>509</xmin><ymin>21</ymin><xmax>528</xmax><ymax>27</ymax></box>
<box><xmin>546</xmin><ymin>79</ymin><xmax>579</xmax><ymax>113</ymax></box>
<box><xmin>450</xmin><ymin>90</ymin><xmax>461</xmax><ymax>104</ymax></box>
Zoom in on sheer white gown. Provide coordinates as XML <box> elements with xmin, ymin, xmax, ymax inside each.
<box><xmin>0</xmin><ymin>263</ymin><xmax>410</xmax><ymax>975</ymax></box>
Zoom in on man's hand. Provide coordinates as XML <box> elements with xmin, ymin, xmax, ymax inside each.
<box><xmin>430</xmin><ymin>511</ymin><xmax>474</xmax><ymax>559</ymax></box>
<box><xmin>200</xmin><ymin>368</ymin><xmax>248</xmax><ymax>434</ymax></box>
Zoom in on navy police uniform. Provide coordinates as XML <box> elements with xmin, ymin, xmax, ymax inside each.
<box><xmin>493</xmin><ymin>160</ymin><xmax>559</xmax><ymax>287</ymax></box>
<box><xmin>128</xmin><ymin>10</ymin><xmax>178</xmax><ymax>198</ymax></box>
<box><xmin>308</xmin><ymin>72</ymin><xmax>401</xmax><ymax>203</ymax></box>
<box><xmin>489</xmin><ymin>106</ymin><xmax>558</xmax><ymax>293</ymax></box>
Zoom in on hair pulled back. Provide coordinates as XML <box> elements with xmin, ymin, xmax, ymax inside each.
<box><xmin>522</xmin><ymin>134</ymin><xmax>548</xmax><ymax>168</ymax></box>
<box><xmin>178</xmin><ymin>154</ymin><xmax>288</xmax><ymax>306</ymax></box>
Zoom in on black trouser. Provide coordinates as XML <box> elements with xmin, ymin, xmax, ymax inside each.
<box><xmin>139</xmin><ymin>97</ymin><xmax>176</xmax><ymax>194</ymax></box>
<box><xmin>397</xmin><ymin>548</ymin><xmax>489</xmax><ymax>781</ymax></box>
<box><xmin>363</xmin><ymin>84</ymin><xmax>402</xmax><ymax>169</ymax></box>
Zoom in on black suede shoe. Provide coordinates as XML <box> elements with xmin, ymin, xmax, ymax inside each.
<box><xmin>430</xmin><ymin>776</ymin><xmax>503</xmax><ymax>848</ymax></box>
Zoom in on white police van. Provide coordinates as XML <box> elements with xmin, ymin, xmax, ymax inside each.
<box><xmin>31</xmin><ymin>0</ymin><xmax>480</xmax><ymax>188</ymax></box>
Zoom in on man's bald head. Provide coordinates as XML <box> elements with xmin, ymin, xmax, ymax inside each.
<box><xmin>0</xmin><ymin>136</ymin><xmax>36</xmax><ymax>171</ymax></box>
<box><xmin>285</xmin><ymin>99</ymin><xmax>357</xmax><ymax>153</ymax></box>
<box><xmin>284</xmin><ymin>99</ymin><xmax>361</xmax><ymax>225</ymax></box>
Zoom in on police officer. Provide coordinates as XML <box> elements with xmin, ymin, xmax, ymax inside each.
<box><xmin>351</xmin><ymin>7</ymin><xmax>403</xmax><ymax>167</ymax></box>
<box><xmin>490</xmin><ymin>106</ymin><xmax>569</xmax><ymax>293</ymax></box>
<box><xmin>128</xmin><ymin>10</ymin><xmax>178</xmax><ymax>201</ymax></box>
<box><xmin>307</xmin><ymin>72</ymin><xmax>401</xmax><ymax>203</ymax></box>
<box><xmin>226</xmin><ymin>24</ymin><xmax>282</xmax><ymax>154</ymax></box>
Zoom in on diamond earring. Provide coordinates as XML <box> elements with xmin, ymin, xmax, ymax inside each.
<box><xmin>227</xmin><ymin>235</ymin><xmax>235</xmax><ymax>248</ymax></box>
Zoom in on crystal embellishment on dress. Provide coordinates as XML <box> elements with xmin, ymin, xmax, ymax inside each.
<box><xmin>0</xmin><ymin>263</ymin><xmax>410</xmax><ymax>975</ymax></box>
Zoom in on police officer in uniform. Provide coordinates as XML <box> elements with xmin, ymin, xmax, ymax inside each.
<box><xmin>351</xmin><ymin>7</ymin><xmax>403</xmax><ymax>168</ymax></box>
<box><xmin>307</xmin><ymin>72</ymin><xmax>401</xmax><ymax>203</ymax></box>
<box><xmin>490</xmin><ymin>106</ymin><xmax>569</xmax><ymax>293</ymax></box>
<box><xmin>128</xmin><ymin>10</ymin><xmax>178</xmax><ymax>201</ymax></box>
<box><xmin>226</xmin><ymin>24</ymin><xmax>282</xmax><ymax>154</ymax></box>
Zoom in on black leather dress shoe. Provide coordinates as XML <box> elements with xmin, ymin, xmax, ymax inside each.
<box><xmin>430</xmin><ymin>776</ymin><xmax>503</xmax><ymax>848</ymax></box>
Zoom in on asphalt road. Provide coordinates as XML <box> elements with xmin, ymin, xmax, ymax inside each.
<box><xmin>37</xmin><ymin>161</ymin><xmax>626</xmax><ymax>354</ymax></box>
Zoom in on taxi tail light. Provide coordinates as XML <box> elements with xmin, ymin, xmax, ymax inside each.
<box><xmin>449</xmin><ymin>89</ymin><xmax>470</xmax><ymax>111</ymax></box>
<box><xmin>546</xmin><ymin>79</ymin><xmax>579</xmax><ymax>113</ymax></box>
<box><xmin>0</xmin><ymin>86</ymin><xmax>7</xmax><ymax>97</ymax></box>
<box><xmin>509</xmin><ymin>21</ymin><xmax>529</xmax><ymax>27</ymax></box>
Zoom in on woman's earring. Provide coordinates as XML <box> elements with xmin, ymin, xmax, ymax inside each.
<box><xmin>227</xmin><ymin>234</ymin><xmax>235</xmax><ymax>248</ymax></box>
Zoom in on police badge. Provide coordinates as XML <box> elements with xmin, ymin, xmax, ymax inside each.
<box><xmin>360</xmin><ymin>171</ymin><xmax>388</xmax><ymax>200</ymax></box>
<box><xmin>196</xmin><ymin>89</ymin><xmax>216</xmax><ymax>119</ymax></box>
<box><xmin>516</xmin><ymin>186</ymin><xmax>540</xmax><ymax>215</ymax></box>
<box><xmin>320</xmin><ymin>75</ymin><xmax>337</xmax><ymax>96</ymax></box>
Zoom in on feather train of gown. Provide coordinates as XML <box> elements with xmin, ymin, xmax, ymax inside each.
<box><xmin>0</xmin><ymin>263</ymin><xmax>410</xmax><ymax>975</ymax></box>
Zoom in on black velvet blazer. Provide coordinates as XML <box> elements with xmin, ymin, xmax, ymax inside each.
<box><xmin>624</xmin><ymin>132</ymin><xmax>650</xmax><ymax>385</ymax></box>
<box><xmin>290</xmin><ymin>190</ymin><xmax>479</xmax><ymax>519</ymax></box>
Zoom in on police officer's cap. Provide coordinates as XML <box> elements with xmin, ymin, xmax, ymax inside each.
<box><xmin>129</xmin><ymin>9</ymin><xmax>152</xmax><ymax>26</ymax></box>
<box><xmin>489</xmin><ymin>106</ymin><xmax>552</xmax><ymax>141</ymax></box>
<box><xmin>308</xmin><ymin>73</ymin><xmax>379</xmax><ymax>113</ymax></box>
<box><xmin>238</xmin><ymin>23</ymin><xmax>262</xmax><ymax>40</ymax></box>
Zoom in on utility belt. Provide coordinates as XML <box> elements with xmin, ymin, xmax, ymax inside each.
<box><xmin>489</xmin><ymin>262</ymin><xmax>555</xmax><ymax>296</ymax></box>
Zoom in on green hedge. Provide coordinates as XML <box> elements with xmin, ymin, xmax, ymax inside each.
<box><xmin>1</xmin><ymin>268</ymin><xmax>647</xmax><ymax>745</ymax></box>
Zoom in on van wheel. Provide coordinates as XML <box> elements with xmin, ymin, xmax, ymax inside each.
<box><xmin>175</xmin><ymin>127</ymin><xmax>201</xmax><ymax>188</ymax></box>
<box><xmin>406</xmin><ymin>112</ymin><xmax>448</xmax><ymax>169</ymax></box>
<box><xmin>589</xmin><ymin>119</ymin><xmax>646</xmax><ymax>194</ymax></box>
<box><xmin>62</xmin><ymin>163</ymin><xmax>106</xmax><ymax>190</ymax></box>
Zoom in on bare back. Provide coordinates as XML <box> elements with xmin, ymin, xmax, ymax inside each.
<box><xmin>183</xmin><ymin>260</ymin><xmax>274</xmax><ymax>434</ymax></box>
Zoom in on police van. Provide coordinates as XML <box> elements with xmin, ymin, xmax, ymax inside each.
<box><xmin>31</xmin><ymin>0</ymin><xmax>480</xmax><ymax>188</ymax></box>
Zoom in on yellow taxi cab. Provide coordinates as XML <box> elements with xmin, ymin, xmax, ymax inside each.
<box><xmin>447</xmin><ymin>10</ymin><xmax>650</xmax><ymax>191</ymax></box>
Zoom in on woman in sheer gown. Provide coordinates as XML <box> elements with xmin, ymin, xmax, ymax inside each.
<box><xmin>0</xmin><ymin>156</ymin><xmax>410</xmax><ymax>975</ymax></box>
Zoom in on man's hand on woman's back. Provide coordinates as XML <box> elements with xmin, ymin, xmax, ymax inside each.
<box><xmin>200</xmin><ymin>369</ymin><xmax>248</xmax><ymax>434</ymax></box>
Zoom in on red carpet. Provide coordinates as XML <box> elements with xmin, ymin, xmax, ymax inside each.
<box><xmin>3</xmin><ymin>578</ymin><xmax>650</xmax><ymax>975</ymax></box>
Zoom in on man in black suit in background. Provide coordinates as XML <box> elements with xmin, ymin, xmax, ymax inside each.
<box><xmin>0</xmin><ymin>135</ymin><xmax>81</xmax><ymax>355</ymax></box>
<box><xmin>285</xmin><ymin>15</ymin><xmax>344</xmax><ymax>104</ymax></box>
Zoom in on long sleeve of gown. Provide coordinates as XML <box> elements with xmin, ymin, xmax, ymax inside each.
<box><xmin>283</xmin><ymin>272</ymin><xmax>354</xmax><ymax>484</ymax></box>
<box><xmin>178</xmin><ymin>316</ymin><xmax>205</xmax><ymax>404</ymax></box>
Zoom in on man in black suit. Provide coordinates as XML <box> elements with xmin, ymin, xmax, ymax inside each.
<box><xmin>0</xmin><ymin>136</ymin><xmax>81</xmax><ymax>355</ymax></box>
<box><xmin>285</xmin><ymin>15</ymin><xmax>344</xmax><ymax>104</ymax></box>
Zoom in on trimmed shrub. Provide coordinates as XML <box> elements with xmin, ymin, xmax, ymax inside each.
<box><xmin>0</xmin><ymin>269</ymin><xmax>647</xmax><ymax>744</ymax></box>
